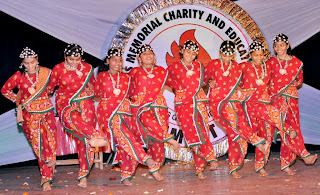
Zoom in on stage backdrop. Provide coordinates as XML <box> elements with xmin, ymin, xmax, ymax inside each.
<box><xmin>113</xmin><ymin>1</ymin><xmax>270</xmax><ymax>161</ymax></box>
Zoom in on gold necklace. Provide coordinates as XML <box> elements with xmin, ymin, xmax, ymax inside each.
<box><xmin>142</xmin><ymin>65</ymin><xmax>155</xmax><ymax>78</ymax></box>
<box><xmin>220</xmin><ymin>59</ymin><xmax>232</xmax><ymax>77</ymax></box>
<box><xmin>25</xmin><ymin>68</ymin><xmax>39</xmax><ymax>94</ymax></box>
<box><xmin>64</xmin><ymin>61</ymin><xmax>83</xmax><ymax>77</ymax></box>
<box><xmin>181</xmin><ymin>60</ymin><xmax>194</xmax><ymax>77</ymax></box>
<box><xmin>276</xmin><ymin>55</ymin><xmax>291</xmax><ymax>75</ymax></box>
<box><xmin>251</xmin><ymin>62</ymin><xmax>266</xmax><ymax>86</ymax></box>
<box><xmin>108</xmin><ymin>71</ymin><xmax>121</xmax><ymax>95</ymax></box>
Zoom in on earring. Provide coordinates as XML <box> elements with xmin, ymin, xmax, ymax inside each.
<box><xmin>19</xmin><ymin>63</ymin><xmax>23</xmax><ymax>69</ymax></box>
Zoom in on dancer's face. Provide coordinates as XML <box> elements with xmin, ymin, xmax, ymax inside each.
<box><xmin>273</xmin><ymin>41</ymin><xmax>289</xmax><ymax>57</ymax></box>
<box><xmin>139</xmin><ymin>50</ymin><xmax>155</xmax><ymax>67</ymax></box>
<box><xmin>220</xmin><ymin>53</ymin><xmax>233</xmax><ymax>63</ymax></box>
<box><xmin>181</xmin><ymin>49</ymin><xmax>197</xmax><ymax>64</ymax></box>
<box><xmin>65</xmin><ymin>56</ymin><xmax>82</xmax><ymax>67</ymax></box>
<box><xmin>22</xmin><ymin>57</ymin><xmax>38</xmax><ymax>74</ymax></box>
<box><xmin>107</xmin><ymin>56</ymin><xmax>123</xmax><ymax>73</ymax></box>
<box><xmin>250</xmin><ymin>50</ymin><xmax>264</xmax><ymax>65</ymax></box>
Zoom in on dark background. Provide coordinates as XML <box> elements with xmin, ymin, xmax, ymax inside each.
<box><xmin>1</xmin><ymin>10</ymin><xmax>319</xmax><ymax>115</ymax></box>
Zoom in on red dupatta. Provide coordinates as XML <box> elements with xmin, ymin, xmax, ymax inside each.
<box><xmin>129</xmin><ymin>66</ymin><xmax>168</xmax><ymax>146</ymax></box>
<box><xmin>95</xmin><ymin>72</ymin><xmax>131</xmax><ymax>151</ymax></box>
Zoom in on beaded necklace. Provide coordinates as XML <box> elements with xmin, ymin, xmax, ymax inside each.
<box><xmin>25</xmin><ymin>68</ymin><xmax>39</xmax><ymax>94</ymax></box>
<box><xmin>108</xmin><ymin>71</ymin><xmax>121</xmax><ymax>95</ymax></box>
<box><xmin>181</xmin><ymin>60</ymin><xmax>195</xmax><ymax>77</ymax></box>
<box><xmin>251</xmin><ymin>62</ymin><xmax>266</xmax><ymax>86</ymax></box>
<box><xmin>65</xmin><ymin>61</ymin><xmax>83</xmax><ymax>77</ymax></box>
<box><xmin>142</xmin><ymin>65</ymin><xmax>155</xmax><ymax>78</ymax></box>
<box><xmin>220</xmin><ymin>59</ymin><xmax>232</xmax><ymax>77</ymax></box>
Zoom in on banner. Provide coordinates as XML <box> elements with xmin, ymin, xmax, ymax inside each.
<box><xmin>113</xmin><ymin>1</ymin><xmax>270</xmax><ymax>161</ymax></box>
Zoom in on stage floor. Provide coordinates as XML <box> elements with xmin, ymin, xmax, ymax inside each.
<box><xmin>0</xmin><ymin>152</ymin><xmax>319</xmax><ymax>195</ymax></box>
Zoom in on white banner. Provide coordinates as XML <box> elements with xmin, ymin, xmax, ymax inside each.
<box><xmin>121</xmin><ymin>4</ymin><xmax>256</xmax><ymax>160</ymax></box>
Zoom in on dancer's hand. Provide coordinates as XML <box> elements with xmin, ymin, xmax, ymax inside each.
<box><xmin>208</xmin><ymin>80</ymin><xmax>216</xmax><ymax>88</ymax></box>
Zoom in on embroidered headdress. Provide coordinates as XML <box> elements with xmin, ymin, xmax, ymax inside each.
<box><xmin>249</xmin><ymin>41</ymin><xmax>265</xmax><ymax>53</ymax></box>
<box><xmin>273</xmin><ymin>33</ymin><xmax>289</xmax><ymax>44</ymax></box>
<box><xmin>107</xmin><ymin>48</ymin><xmax>123</xmax><ymax>59</ymax></box>
<box><xmin>64</xmin><ymin>43</ymin><xmax>84</xmax><ymax>57</ymax></box>
<box><xmin>137</xmin><ymin>44</ymin><xmax>154</xmax><ymax>56</ymax></box>
<box><xmin>19</xmin><ymin>47</ymin><xmax>38</xmax><ymax>58</ymax></box>
<box><xmin>182</xmin><ymin>40</ymin><xmax>199</xmax><ymax>54</ymax></box>
<box><xmin>220</xmin><ymin>40</ymin><xmax>235</xmax><ymax>56</ymax></box>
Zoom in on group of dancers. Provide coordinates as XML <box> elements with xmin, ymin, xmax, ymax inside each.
<box><xmin>1</xmin><ymin>33</ymin><xmax>317</xmax><ymax>191</ymax></box>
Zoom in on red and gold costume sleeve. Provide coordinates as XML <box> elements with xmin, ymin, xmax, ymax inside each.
<box><xmin>46</xmin><ymin>64</ymin><xmax>60</xmax><ymax>94</ymax></box>
<box><xmin>1</xmin><ymin>71</ymin><xmax>22</xmax><ymax>102</ymax></box>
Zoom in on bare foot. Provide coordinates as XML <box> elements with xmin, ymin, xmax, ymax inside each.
<box><xmin>303</xmin><ymin>154</ymin><xmax>318</xmax><ymax>165</ymax></box>
<box><xmin>231</xmin><ymin>171</ymin><xmax>242</xmax><ymax>178</ymax></box>
<box><xmin>168</xmin><ymin>139</ymin><xmax>181</xmax><ymax>152</ymax></box>
<box><xmin>257</xmin><ymin>142</ymin><xmax>269</xmax><ymax>155</ymax></box>
<box><xmin>47</xmin><ymin>160</ymin><xmax>56</xmax><ymax>167</ymax></box>
<box><xmin>89</xmin><ymin>138</ymin><xmax>108</xmax><ymax>147</ymax></box>
<box><xmin>146</xmin><ymin>159</ymin><xmax>156</xmax><ymax>169</ymax></box>
<box><xmin>209</xmin><ymin>161</ymin><xmax>218</xmax><ymax>171</ymax></box>
<box><xmin>283</xmin><ymin>167</ymin><xmax>296</xmax><ymax>175</ymax></box>
<box><xmin>197</xmin><ymin>172</ymin><xmax>207</xmax><ymax>180</ymax></box>
<box><xmin>123</xmin><ymin>179</ymin><xmax>133</xmax><ymax>186</ymax></box>
<box><xmin>152</xmin><ymin>171</ymin><xmax>164</xmax><ymax>181</ymax></box>
<box><xmin>42</xmin><ymin>182</ymin><xmax>51</xmax><ymax>191</ymax></box>
<box><xmin>78</xmin><ymin>178</ymin><xmax>87</xmax><ymax>188</ymax></box>
<box><xmin>146</xmin><ymin>159</ymin><xmax>164</xmax><ymax>181</ymax></box>
<box><xmin>259</xmin><ymin>169</ymin><xmax>268</xmax><ymax>176</ymax></box>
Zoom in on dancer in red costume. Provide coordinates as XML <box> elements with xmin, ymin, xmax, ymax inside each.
<box><xmin>268</xmin><ymin>33</ymin><xmax>317</xmax><ymax>175</ymax></box>
<box><xmin>205</xmin><ymin>41</ymin><xmax>269</xmax><ymax>178</ymax></box>
<box><xmin>47</xmin><ymin>44</ymin><xmax>108</xmax><ymax>188</ymax></box>
<box><xmin>129</xmin><ymin>44</ymin><xmax>180</xmax><ymax>170</ymax></box>
<box><xmin>1</xmin><ymin>48</ymin><xmax>56</xmax><ymax>191</ymax></box>
<box><xmin>166</xmin><ymin>40</ymin><xmax>218</xmax><ymax>179</ymax></box>
<box><xmin>95</xmin><ymin>48</ymin><xmax>164</xmax><ymax>185</ymax></box>
<box><xmin>239</xmin><ymin>41</ymin><xmax>302</xmax><ymax>176</ymax></box>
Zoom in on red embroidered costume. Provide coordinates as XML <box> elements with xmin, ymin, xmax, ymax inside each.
<box><xmin>167</xmin><ymin>61</ymin><xmax>217</xmax><ymax>174</ymax></box>
<box><xmin>1</xmin><ymin>67</ymin><xmax>57</xmax><ymax>186</ymax></box>
<box><xmin>47</xmin><ymin>61</ymin><xmax>102</xmax><ymax>180</ymax></box>
<box><xmin>205</xmin><ymin>59</ymin><xmax>266</xmax><ymax>174</ymax></box>
<box><xmin>129</xmin><ymin>66</ymin><xmax>174</xmax><ymax>167</ymax></box>
<box><xmin>239</xmin><ymin>60</ymin><xmax>296</xmax><ymax>172</ymax></box>
<box><xmin>268</xmin><ymin>56</ymin><xmax>310</xmax><ymax>170</ymax></box>
<box><xmin>95</xmin><ymin>71</ymin><xmax>157</xmax><ymax>182</ymax></box>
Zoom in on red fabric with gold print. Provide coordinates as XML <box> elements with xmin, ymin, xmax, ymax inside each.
<box><xmin>129</xmin><ymin>66</ymin><xmax>174</xmax><ymax>166</ymax></box>
<box><xmin>204</xmin><ymin>59</ymin><xmax>265</xmax><ymax>174</ymax></box>
<box><xmin>47</xmin><ymin>61</ymin><xmax>99</xmax><ymax>180</ymax></box>
<box><xmin>167</xmin><ymin>61</ymin><xmax>217</xmax><ymax>174</ymax></box>
<box><xmin>268</xmin><ymin>56</ymin><xmax>309</xmax><ymax>170</ymax></box>
<box><xmin>95</xmin><ymin>71</ymin><xmax>152</xmax><ymax>182</ymax></box>
<box><xmin>1</xmin><ymin>67</ymin><xmax>56</xmax><ymax>186</ymax></box>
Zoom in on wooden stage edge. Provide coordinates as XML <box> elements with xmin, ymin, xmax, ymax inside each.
<box><xmin>0</xmin><ymin>152</ymin><xmax>319</xmax><ymax>195</ymax></box>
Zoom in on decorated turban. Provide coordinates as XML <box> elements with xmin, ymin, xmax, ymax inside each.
<box><xmin>137</xmin><ymin>44</ymin><xmax>153</xmax><ymax>56</ymax></box>
<box><xmin>107</xmin><ymin>48</ymin><xmax>123</xmax><ymax>59</ymax></box>
<box><xmin>249</xmin><ymin>41</ymin><xmax>265</xmax><ymax>53</ymax></box>
<box><xmin>64</xmin><ymin>43</ymin><xmax>84</xmax><ymax>57</ymax></box>
<box><xmin>19</xmin><ymin>47</ymin><xmax>38</xmax><ymax>58</ymax></box>
<box><xmin>220</xmin><ymin>40</ymin><xmax>236</xmax><ymax>56</ymax></box>
<box><xmin>273</xmin><ymin>33</ymin><xmax>289</xmax><ymax>44</ymax></box>
<box><xmin>182</xmin><ymin>40</ymin><xmax>199</xmax><ymax>54</ymax></box>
